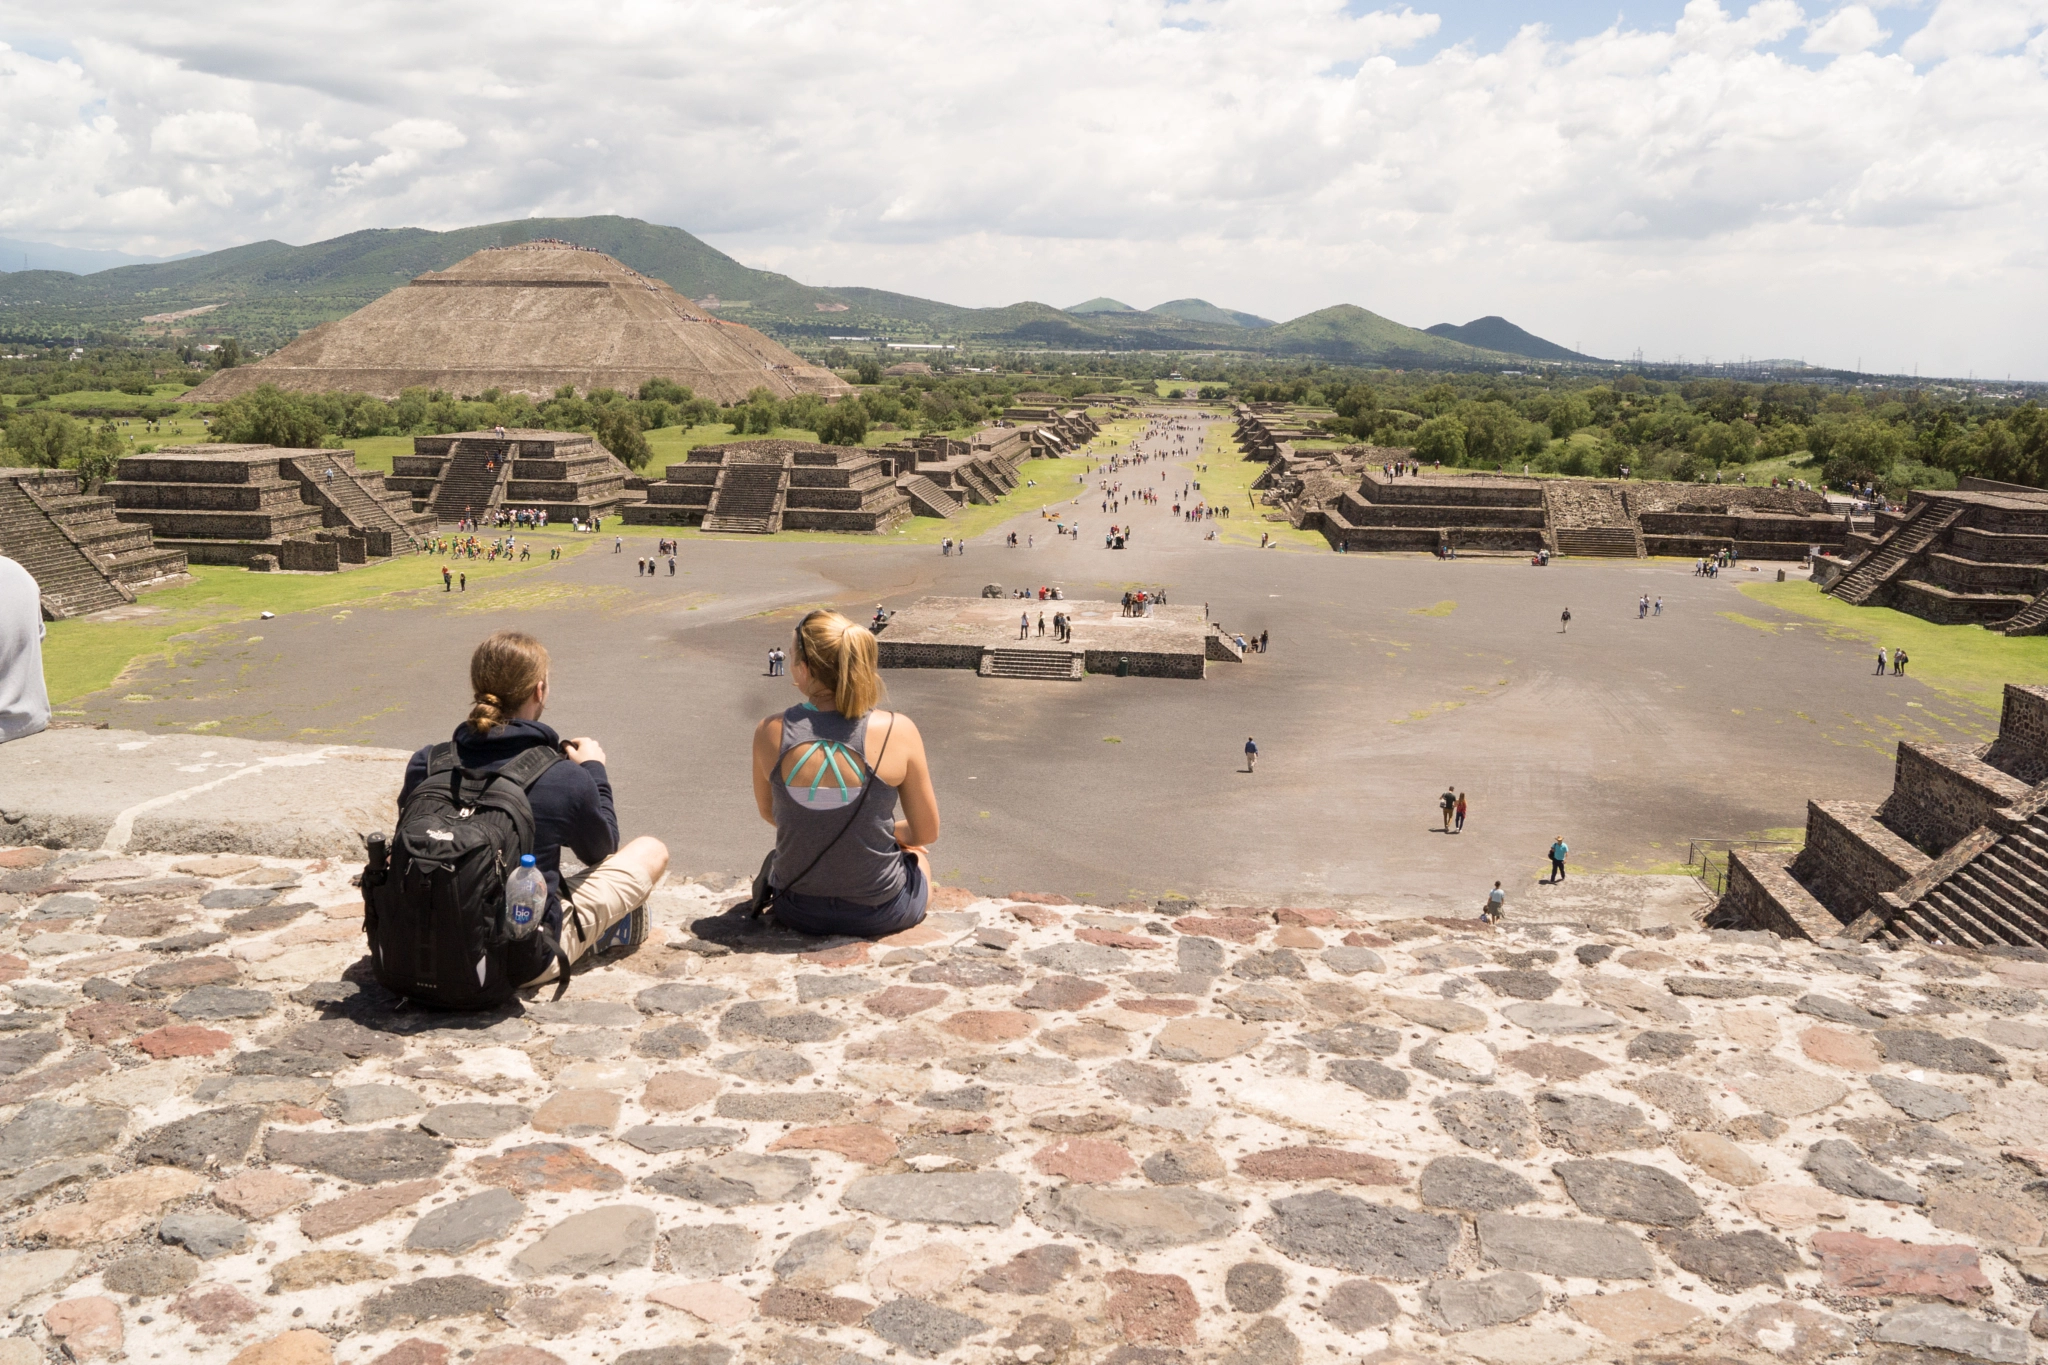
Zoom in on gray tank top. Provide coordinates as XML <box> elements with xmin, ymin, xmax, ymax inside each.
<box><xmin>771</xmin><ymin>704</ymin><xmax>905</xmax><ymax>905</ymax></box>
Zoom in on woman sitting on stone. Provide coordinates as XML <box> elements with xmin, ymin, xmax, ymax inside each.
<box><xmin>751</xmin><ymin>610</ymin><xmax>939</xmax><ymax>937</ymax></box>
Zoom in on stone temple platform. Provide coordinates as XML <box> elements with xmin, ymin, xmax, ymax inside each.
<box><xmin>0</xmin><ymin>740</ymin><xmax>2046</xmax><ymax>1365</ymax></box>
<box><xmin>877</xmin><ymin>596</ymin><xmax>1229</xmax><ymax>680</ymax></box>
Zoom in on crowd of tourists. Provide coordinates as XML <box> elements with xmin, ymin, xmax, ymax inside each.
<box><xmin>431</xmin><ymin>533</ymin><xmax>536</xmax><ymax>562</ymax></box>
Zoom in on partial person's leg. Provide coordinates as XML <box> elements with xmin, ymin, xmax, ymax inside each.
<box><xmin>531</xmin><ymin>836</ymin><xmax>670</xmax><ymax>982</ymax></box>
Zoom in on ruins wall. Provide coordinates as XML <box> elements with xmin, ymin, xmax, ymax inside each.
<box><xmin>1721</xmin><ymin>847</ymin><xmax>1849</xmax><ymax>939</ymax></box>
<box><xmin>1952</xmin><ymin>525</ymin><xmax>2048</xmax><ymax>561</ymax></box>
<box><xmin>1081</xmin><ymin>648</ymin><xmax>1203</xmax><ymax>680</ymax></box>
<box><xmin>876</xmin><ymin>642</ymin><xmax>985</xmax><ymax>670</ymax></box>
<box><xmin>277</xmin><ymin>538</ymin><xmax>341</xmax><ymax>572</ymax></box>
<box><xmin>1335</xmin><ymin>497</ymin><xmax>1547</xmax><ymax>529</ymax></box>
<box><xmin>1983</xmin><ymin>684</ymin><xmax>2048</xmax><ymax>781</ymax></box>
<box><xmin>1355</xmin><ymin>475</ymin><xmax>1543</xmax><ymax>508</ymax></box>
<box><xmin>1889</xmin><ymin>580</ymin><xmax>2028</xmax><ymax>627</ymax></box>
<box><xmin>1788</xmin><ymin>799</ymin><xmax>1930</xmax><ymax>921</ymax></box>
<box><xmin>1878</xmin><ymin>742</ymin><xmax>2030</xmax><ymax>853</ymax></box>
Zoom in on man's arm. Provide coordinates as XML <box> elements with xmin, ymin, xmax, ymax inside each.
<box><xmin>558</xmin><ymin>742</ymin><xmax>620</xmax><ymax>864</ymax></box>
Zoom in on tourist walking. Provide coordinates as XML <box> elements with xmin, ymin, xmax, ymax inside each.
<box><xmin>1018</xmin><ymin>612</ymin><xmax>1030</xmax><ymax>640</ymax></box>
<box><xmin>1548</xmin><ymin>836</ymin><xmax>1569</xmax><ymax>883</ymax></box>
<box><xmin>1654</xmin><ymin>597</ymin><xmax>1663</xmax><ymax>616</ymax></box>
<box><xmin>1440</xmin><ymin>786</ymin><xmax>1457</xmax><ymax>832</ymax></box>
<box><xmin>442</xmin><ymin>566</ymin><xmax>452</xmax><ymax>592</ymax></box>
<box><xmin>1481</xmin><ymin>881</ymin><xmax>1505</xmax><ymax>923</ymax></box>
<box><xmin>1455</xmin><ymin>792</ymin><xmax>1468</xmax><ymax>833</ymax></box>
<box><xmin>750</xmin><ymin>609</ymin><xmax>940</xmax><ymax>938</ymax></box>
<box><xmin>1560</xmin><ymin>607</ymin><xmax>1572</xmax><ymax>634</ymax></box>
<box><xmin>1893</xmin><ymin>647</ymin><xmax>1909</xmax><ymax>676</ymax></box>
<box><xmin>1875</xmin><ymin>646</ymin><xmax>1888</xmax><ymax>675</ymax></box>
<box><xmin>1244</xmin><ymin>737</ymin><xmax>1258</xmax><ymax>773</ymax></box>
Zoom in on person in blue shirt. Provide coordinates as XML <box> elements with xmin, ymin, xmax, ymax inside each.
<box><xmin>1245</xmin><ymin>737</ymin><xmax>1258</xmax><ymax>773</ymax></box>
<box><xmin>1548</xmin><ymin>837</ymin><xmax>1569</xmax><ymax>883</ymax></box>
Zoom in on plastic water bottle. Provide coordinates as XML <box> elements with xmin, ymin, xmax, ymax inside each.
<box><xmin>505</xmin><ymin>855</ymin><xmax>545</xmax><ymax>941</ymax></box>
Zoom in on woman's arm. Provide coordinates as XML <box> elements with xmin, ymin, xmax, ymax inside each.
<box><xmin>751</xmin><ymin>716</ymin><xmax>782</xmax><ymax>824</ymax></box>
<box><xmin>886</xmin><ymin>715</ymin><xmax>941</xmax><ymax>849</ymax></box>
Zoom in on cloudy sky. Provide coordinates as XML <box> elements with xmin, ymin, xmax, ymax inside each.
<box><xmin>3</xmin><ymin>0</ymin><xmax>2046</xmax><ymax>376</ymax></box>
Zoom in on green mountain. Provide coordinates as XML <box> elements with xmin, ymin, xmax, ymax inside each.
<box><xmin>1425</xmin><ymin>315</ymin><xmax>1593</xmax><ymax>362</ymax></box>
<box><xmin>0</xmin><ymin>214</ymin><xmax>1528</xmax><ymax>366</ymax></box>
<box><xmin>1147</xmin><ymin>298</ymin><xmax>1274</xmax><ymax>329</ymax></box>
<box><xmin>1263</xmin><ymin>305</ymin><xmax>1519</xmax><ymax>366</ymax></box>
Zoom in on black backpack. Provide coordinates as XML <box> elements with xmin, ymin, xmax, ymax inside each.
<box><xmin>362</xmin><ymin>742</ymin><xmax>572</xmax><ymax>1008</ymax></box>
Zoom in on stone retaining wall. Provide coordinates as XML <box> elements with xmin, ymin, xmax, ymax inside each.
<box><xmin>1788</xmin><ymin>799</ymin><xmax>1930</xmax><ymax>922</ymax></box>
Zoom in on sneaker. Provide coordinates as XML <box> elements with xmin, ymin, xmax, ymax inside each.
<box><xmin>592</xmin><ymin>907</ymin><xmax>647</xmax><ymax>956</ymax></box>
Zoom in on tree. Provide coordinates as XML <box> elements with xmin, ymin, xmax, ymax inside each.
<box><xmin>590</xmin><ymin>404</ymin><xmax>652</xmax><ymax>469</ymax></box>
<box><xmin>1410</xmin><ymin>416</ymin><xmax>1466</xmax><ymax>464</ymax></box>
<box><xmin>210</xmin><ymin>338</ymin><xmax>244</xmax><ymax>370</ymax></box>
<box><xmin>2</xmin><ymin>410</ymin><xmax>83</xmax><ymax>467</ymax></box>
<box><xmin>75</xmin><ymin>423</ymin><xmax>123</xmax><ymax>487</ymax></box>
<box><xmin>816</xmin><ymin>400</ymin><xmax>869</xmax><ymax>447</ymax></box>
<box><xmin>1693</xmin><ymin>420</ymin><xmax>1759</xmax><ymax>467</ymax></box>
<box><xmin>1460</xmin><ymin>402</ymin><xmax>1530</xmax><ymax>467</ymax></box>
<box><xmin>210</xmin><ymin>384</ymin><xmax>327</xmax><ymax>447</ymax></box>
<box><xmin>856</xmin><ymin>360</ymin><xmax>881</xmax><ymax>386</ymax></box>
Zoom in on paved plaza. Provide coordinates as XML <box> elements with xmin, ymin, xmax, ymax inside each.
<box><xmin>67</xmin><ymin>415</ymin><xmax>1986</xmax><ymax>912</ymax></box>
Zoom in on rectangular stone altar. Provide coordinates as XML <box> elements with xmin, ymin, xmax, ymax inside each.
<box><xmin>876</xmin><ymin>595</ymin><xmax>1218</xmax><ymax>679</ymax></box>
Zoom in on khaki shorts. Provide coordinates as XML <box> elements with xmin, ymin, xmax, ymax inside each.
<box><xmin>523</xmin><ymin>852</ymin><xmax>656</xmax><ymax>985</ymax></box>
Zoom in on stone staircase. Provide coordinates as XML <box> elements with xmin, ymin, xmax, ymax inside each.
<box><xmin>978</xmin><ymin>648</ymin><xmax>1084</xmax><ymax>680</ymax></box>
<box><xmin>0</xmin><ymin>476</ymin><xmax>133</xmax><ymax>618</ymax></box>
<box><xmin>899</xmin><ymin>474</ymin><xmax>962</xmax><ymax>519</ymax></box>
<box><xmin>290</xmin><ymin>453</ymin><xmax>429</xmax><ymax>552</ymax></box>
<box><xmin>1552</xmin><ymin>527</ymin><xmax>1641</xmax><ymax>558</ymax></box>
<box><xmin>1543</xmin><ymin>482</ymin><xmax>1642</xmax><ymax>558</ymax></box>
<box><xmin>702</xmin><ymin>451</ymin><xmax>789</xmax><ymax>534</ymax></box>
<box><xmin>1860</xmin><ymin>808</ymin><xmax>2048</xmax><ymax>949</ymax></box>
<box><xmin>1828</xmin><ymin>499</ymin><xmax>1961</xmax><ymax>606</ymax></box>
<box><xmin>2000</xmin><ymin>590</ymin><xmax>2048</xmax><ymax>637</ymax></box>
<box><xmin>431</xmin><ymin>439</ymin><xmax>510</xmax><ymax>523</ymax></box>
<box><xmin>955</xmin><ymin>463</ymin><xmax>1003</xmax><ymax>506</ymax></box>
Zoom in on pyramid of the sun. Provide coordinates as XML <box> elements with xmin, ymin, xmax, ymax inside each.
<box><xmin>182</xmin><ymin>241</ymin><xmax>853</xmax><ymax>406</ymax></box>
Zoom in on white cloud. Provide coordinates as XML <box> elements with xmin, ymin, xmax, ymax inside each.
<box><xmin>150</xmin><ymin>109</ymin><xmax>263</xmax><ymax>160</ymax></box>
<box><xmin>1805</xmin><ymin>4</ymin><xmax>1892</xmax><ymax>51</ymax></box>
<box><xmin>0</xmin><ymin>0</ymin><xmax>2045</xmax><ymax>374</ymax></box>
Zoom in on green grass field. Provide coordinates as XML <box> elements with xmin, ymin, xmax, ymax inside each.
<box><xmin>43</xmin><ymin>532</ymin><xmax>596</xmax><ymax>705</ymax></box>
<box><xmin>1196</xmin><ymin>425</ymin><xmax>1326</xmax><ymax>550</ymax></box>
<box><xmin>1740</xmin><ymin>579</ymin><xmax>2048</xmax><ymax>713</ymax></box>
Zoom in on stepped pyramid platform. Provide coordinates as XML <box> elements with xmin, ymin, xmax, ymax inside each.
<box><xmin>386</xmin><ymin>429</ymin><xmax>635</xmax><ymax>524</ymax></box>
<box><xmin>105</xmin><ymin>445</ymin><xmax>433</xmax><ymax>572</ymax></box>
<box><xmin>0</xmin><ymin>468</ymin><xmax>189</xmax><ymax>618</ymax></box>
<box><xmin>1720</xmin><ymin>681</ymin><xmax>2048</xmax><ymax>947</ymax></box>
<box><xmin>1315</xmin><ymin>470</ymin><xmax>1550</xmax><ymax>554</ymax></box>
<box><xmin>879</xmin><ymin>429</ymin><xmax>1032</xmax><ymax>516</ymax></box>
<box><xmin>1262</xmin><ymin>434</ymin><xmax>1850</xmax><ymax>560</ymax></box>
<box><xmin>624</xmin><ymin>439</ymin><xmax>909</xmax><ymax>535</ymax></box>
<box><xmin>1822</xmin><ymin>479</ymin><xmax>2048</xmax><ymax>633</ymax></box>
<box><xmin>878</xmin><ymin>595</ymin><xmax>1229</xmax><ymax>679</ymax></box>
<box><xmin>181</xmin><ymin>240</ymin><xmax>851</xmax><ymax>406</ymax></box>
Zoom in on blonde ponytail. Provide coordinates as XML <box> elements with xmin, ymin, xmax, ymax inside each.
<box><xmin>793</xmin><ymin>610</ymin><xmax>881</xmax><ymax>718</ymax></box>
<box><xmin>467</xmin><ymin>631</ymin><xmax>549</xmax><ymax>736</ymax></box>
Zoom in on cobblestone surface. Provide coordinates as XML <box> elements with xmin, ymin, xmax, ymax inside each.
<box><xmin>0</xmin><ymin>846</ymin><xmax>2046</xmax><ymax>1363</ymax></box>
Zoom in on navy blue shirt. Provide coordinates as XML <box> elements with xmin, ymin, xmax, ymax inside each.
<box><xmin>400</xmin><ymin>719</ymin><xmax>618</xmax><ymax>915</ymax></box>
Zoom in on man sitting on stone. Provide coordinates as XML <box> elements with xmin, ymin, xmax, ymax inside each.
<box><xmin>0</xmin><ymin>555</ymin><xmax>49</xmax><ymax>744</ymax></box>
<box><xmin>400</xmin><ymin>630</ymin><xmax>669</xmax><ymax>982</ymax></box>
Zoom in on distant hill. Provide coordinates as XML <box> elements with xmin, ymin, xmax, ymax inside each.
<box><xmin>1425</xmin><ymin>316</ymin><xmax>1594</xmax><ymax>362</ymax></box>
<box><xmin>0</xmin><ymin>214</ymin><xmax>1538</xmax><ymax>367</ymax></box>
<box><xmin>1147</xmin><ymin>298</ymin><xmax>1274</xmax><ymax>329</ymax></box>
<box><xmin>1264</xmin><ymin>305</ymin><xmax>1518</xmax><ymax>366</ymax></box>
<box><xmin>0</xmin><ymin>237</ymin><xmax>204</xmax><ymax>275</ymax></box>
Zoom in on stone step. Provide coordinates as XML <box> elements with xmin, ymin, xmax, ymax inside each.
<box><xmin>979</xmin><ymin>648</ymin><xmax>1084</xmax><ymax>680</ymax></box>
